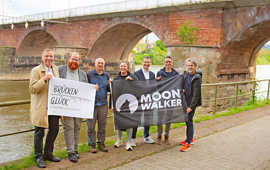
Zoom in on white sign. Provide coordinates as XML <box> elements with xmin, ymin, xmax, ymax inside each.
<box><xmin>48</xmin><ymin>78</ymin><xmax>96</xmax><ymax>119</ymax></box>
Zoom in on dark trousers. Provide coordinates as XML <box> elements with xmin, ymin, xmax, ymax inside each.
<box><xmin>34</xmin><ymin>115</ymin><xmax>60</xmax><ymax>158</ymax></box>
<box><xmin>132</xmin><ymin>126</ymin><xmax>150</xmax><ymax>139</ymax></box>
<box><xmin>185</xmin><ymin>109</ymin><xmax>195</xmax><ymax>144</ymax></box>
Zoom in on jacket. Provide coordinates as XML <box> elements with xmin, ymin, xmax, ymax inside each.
<box><xmin>58</xmin><ymin>65</ymin><xmax>88</xmax><ymax>83</ymax></box>
<box><xmin>183</xmin><ymin>71</ymin><xmax>202</xmax><ymax>110</ymax></box>
<box><xmin>134</xmin><ymin>69</ymin><xmax>155</xmax><ymax>80</ymax></box>
<box><xmin>29</xmin><ymin>63</ymin><xmax>59</xmax><ymax>128</ymax></box>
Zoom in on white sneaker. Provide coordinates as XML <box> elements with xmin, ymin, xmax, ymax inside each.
<box><xmin>125</xmin><ymin>143</ymin><xmax>133</xmax><ymax>151</ymax></box>
<box><xmin>144</xmin><ymin>136</ymin><xmax>155</xmax><ymax>144</ymax></box>
<box><xmin>114</xmin><ymin>139</ymin><xmax>122</xmax><ymax>148</ymax></box>
<box><xmin>130</xmin><ymin>138</ymin><xmax>136</xmax><ymax>147</ymax></box>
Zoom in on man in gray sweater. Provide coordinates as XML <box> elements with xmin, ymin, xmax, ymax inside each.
<box><xmin>58</xmin><ymin>52</ymin><xmax>88</xmax><ymax>162</ymax></box>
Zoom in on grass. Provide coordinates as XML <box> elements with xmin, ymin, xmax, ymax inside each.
<box><xmin>1</xmin><ymin>99</ymin><xmax>270</xmax><ymax>170</ymax></box>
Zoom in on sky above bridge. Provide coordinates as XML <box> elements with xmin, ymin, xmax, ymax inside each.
<box><xmin>1</xmin><ymin>0</ymin><xmax>122</xmax><ymax>16</ymax></box>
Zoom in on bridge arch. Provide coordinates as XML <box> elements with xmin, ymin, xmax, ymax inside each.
<box><xmin>219</xmin><ymin>20</ymin><xmax>270</xmax><ymax>79</ymax></box>
<box><xmin>16</xmin><ymin>29</ymin><xmax>59</xmax><ymax>57</ymax></box>
<box><xmin>87</xmin><ymin>21</ymin><xmax>165</xmax><ymax>61</ymax></box>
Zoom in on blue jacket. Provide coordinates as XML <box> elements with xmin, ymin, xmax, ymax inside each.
<box><xmin>88</xmin><ymin>69</ymin><xmax>110</xmax><ymax>106</ymax></box>
<box><xmin>134</xmin><ymin>69</ymin><xmax>155</xmax><ymax>80</ymax></box>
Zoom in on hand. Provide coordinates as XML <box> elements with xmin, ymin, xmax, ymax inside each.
<box><xmin>156</xmin><ymin>76</ymin><xmax>161</xmax><ymax>81</ymax></box>
<box><xmin>108</xmin><ymin>79</ymin><xmax>112</xmax><ymax>84</ymax></box>
<box><xmin>43</xmin><ymin>74</ymin><xmax>52</xmax><ymax>81</ymax></box>
<box><xmin>95</xmin><ymin>84</ymin><xmax>99</xmax><ymax>91</ymax></box>
<box><xmin>187</xmin><ymin>107</ymin><xmax>192</xmax><ymax>114</ymax></box>
<box><xmin>125</xmin><ymin>76</ymin><xmax>133</xmax><ymax>80</ymax></box>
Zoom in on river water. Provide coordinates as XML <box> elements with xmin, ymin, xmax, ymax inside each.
<box><xmin>0</xmin><ymin>65</ymin><xmax>269</xmax><ymax>163</ymax></box>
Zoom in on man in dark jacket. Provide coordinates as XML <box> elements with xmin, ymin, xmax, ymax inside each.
<box><xmin>156</xmin><ymin>56</ymin><xmax>179</xmax><ymax>145</ymax></box>
<box><xmin>131</xmin><ymin>56</ymin><xmax>155</xmax><ymax>146</ymax></box>
<box><xmin>180</xmin><ymin>58</ymin><xmax>202</xmax><ymax>152</ymax></box>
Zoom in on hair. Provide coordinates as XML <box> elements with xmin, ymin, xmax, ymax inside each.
<box><xmin>95</xmin><ymin>58</ymin><xmax>105</xmax><ymax>65</ymax></box>
<box><xmin>41</xmin><ymin>48</ymin><xmax>54</xmax><ymax>57</ymax></box>
<box><xmin>119</xmin><ymin>61</ymin><xmax>129</xmax><ymax>69</ymax></box>
<box><xmin>69</xmin><ymin>52</ymin><xmax>80</xmax><ymax>59</ymax></box>
<box><xmin>185</xmin><ymin>58</ymin><xmax>197</xmax><ymax>67</ymax></box>
<box><xmin>143</xmin><ymin>56</ymin><xmax>151</xmax><ymax>60</ymax></box>
<box><xmin>164</xmin><ymin>55</ymin><xmax>173</xmax><ymax>61</ymax></box>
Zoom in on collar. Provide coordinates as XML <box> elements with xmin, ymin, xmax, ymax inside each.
<box><xmin>93</xmin><ymin>69</ymin><xmax>104</xmax><ymax>75</ymax></box>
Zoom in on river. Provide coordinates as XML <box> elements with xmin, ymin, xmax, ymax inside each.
<box><xmin>0</xmin><ymin>65</ymin><xmax>269</xmax><ymax>163</ymax></box>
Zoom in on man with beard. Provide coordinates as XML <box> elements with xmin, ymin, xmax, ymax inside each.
<box><xmin>29</xmin><ymin>48</ymin><xmax>60</xmax><ymax>168</ymax></box>
<box><xmin>58</xmin><ymin>52</ymin><xmax>88</xmax><ymax>162</ymax></box>
<box><xmin>87</xmin><ymin>58</ymin><xmax>110</xmax><ymax>153</ymax></box>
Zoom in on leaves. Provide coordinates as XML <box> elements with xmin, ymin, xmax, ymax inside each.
<box><xmin>177</xmin><ymin>21</ymin><xmax>199</xmax><ymax>45</ymax></box>
<box><xmin>133</xmin><ymin>40</ymin><xmax>167</xmax><ymax>65</ymax></box>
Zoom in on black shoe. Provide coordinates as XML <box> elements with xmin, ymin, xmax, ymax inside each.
<box><xmin>35</xmin><ymin>157</ymin><xmax>46</xmax><ymax>168</ymax></box>
<box><xmin>75</xmin><ymin>151</ymin><xmax>80</xmax><ymax>159</ymax></box>
<box><xmin>68</xmin><ymin>153</ymin><xmax>78</xmax><ymax>163</ymax></box>
<box><xmin>43</xmin><ymin>154</ymin><xmax>61</xmax><ymax>162</ymax></box>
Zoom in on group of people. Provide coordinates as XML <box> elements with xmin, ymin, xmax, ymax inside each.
<box><xmin>29</xmin><ymin>48</ymin><xmax>201</xmax><ymax>168</ymax></box>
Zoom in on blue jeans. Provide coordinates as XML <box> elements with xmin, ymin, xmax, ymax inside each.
<box><xmin>185</xmin><ymin>109</ymin><xmax>195</xmax><ymax>144</ymax></box>
<box><xmin>132</xmin><ymin>126</ymin><xmax>150</xmax><ymax>139</ymax></box>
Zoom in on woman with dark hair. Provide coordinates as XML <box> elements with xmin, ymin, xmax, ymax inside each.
<box><xmin>112</xmin><ymin>61</ymin><xmax>137</xmax><ymax>151</ymax></box>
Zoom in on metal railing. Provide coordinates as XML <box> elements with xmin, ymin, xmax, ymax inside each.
<box><xmin>0</xmin><ymin>0</ymin><xmax>213</xmax><ymax>25</ymax></box>
<box><xmin>202</xmin><ymin>79</ymin><xmax>270</xmax><ymax>113</ymax></box>
<box><xmin>0</xmin><ymin>78</ymin><xmax>270</xmax><ymax>137</ymax></box>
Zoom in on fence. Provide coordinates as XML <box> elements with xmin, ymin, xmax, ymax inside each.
<box><xmin>202</xmin><ymin>79</ymin><xmax>270</xmax><ymax>114</ymax></box>
<box><xmin>0</xmin><ymin>78</ymin><xmax>269</xmax><ymax>138</ymax></box>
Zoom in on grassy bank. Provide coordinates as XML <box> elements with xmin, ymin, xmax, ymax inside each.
<box><xmin>1</xmin><ymin>99</ymin><xmax>270</xmax><ymax>170</ymax></box>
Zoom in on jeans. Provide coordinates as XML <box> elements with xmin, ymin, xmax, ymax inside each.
<box><xmin>185</xmin><ymin>109</ymin><xmax>195</xmax><ymax>144</ymax></box>
<box><xmin>132</xmin><ymin>126</ymin><xmax>150</xmax><ymax>139</ymax></box>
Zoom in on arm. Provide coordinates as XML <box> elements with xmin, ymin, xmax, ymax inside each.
<box><xmin>189</xmin><ymin>79</ymin><xmax>201</xmax><ymax>110</ymax></box>
<box><xmin>29</xmin><ymin>68</ymin><xmax>48</xmax><ymax>94</ymax></box>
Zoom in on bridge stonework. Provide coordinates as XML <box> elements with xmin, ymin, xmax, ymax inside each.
<box><xmin>0</xmin><ymin>2</ymin><xmax>270</xmax><ymax>82</ymax></box>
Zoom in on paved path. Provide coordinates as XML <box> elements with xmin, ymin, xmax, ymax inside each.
<box><xmin>113</xmin><ymin>115</ymin><xmax>270</xmax><ymax>170</ymax></box>
<box><xmin>26</xmin><ymin>105</ymin><xmax>270</xmax><ymax>170</ymax></box>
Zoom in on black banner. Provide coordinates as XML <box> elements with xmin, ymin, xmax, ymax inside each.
<box><xmin>112</xmin><ymin>75</ymin><xmax>187</xmax><ymax>130</ymax></box>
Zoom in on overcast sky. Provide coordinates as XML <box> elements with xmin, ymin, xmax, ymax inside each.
<box><xmin>0</xmin><ymin>0</ymin><xmax>123</xmax><ymax>16</ymax></box>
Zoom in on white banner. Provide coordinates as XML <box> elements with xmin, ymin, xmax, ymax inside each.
<box><xmin>48</xmin><ymin>78</ymin><xmax>96</xmax><ymax>119</ymax></box>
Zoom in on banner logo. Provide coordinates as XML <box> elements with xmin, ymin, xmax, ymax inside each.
<box><xmin>116</xmin><ymin>94</ymin><xmax>138</xmax><ymax>114</ymax></box>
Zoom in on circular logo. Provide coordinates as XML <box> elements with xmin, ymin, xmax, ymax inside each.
<box><xmin>115</xmin><ymin>94</ymin><xmax>138</xmax><ymax>114</ymax></box>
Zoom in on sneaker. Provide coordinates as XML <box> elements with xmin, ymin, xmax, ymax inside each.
<box><xmin>180</xmin><ymin>143</ymin><xmax>191</xmax><ymax>152</ymax></box>
<box><xmin>179</xmin><ymin>139</ymin><xmax>194</xmax><ymax>146</ymax></box>
<box><xmin>125</xmin><ymin>142</ymin><xmax>133</xmax><ymax>151</ymax></box>
<box><xmin>114</xmin><ymin>139</ymin><xmax>122</xmax><ymax>148</ymax></box>
<box><xmin>130</xmin><ymin>138</ymin><xmax>136</xmax><ymax>147</ymax></box>
<box><xmin>144</xmin><ymin>136</ymin><xmax>155</xmax><ymax>144</ymax></box>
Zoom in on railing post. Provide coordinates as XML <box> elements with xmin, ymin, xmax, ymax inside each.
<box><xmin>235</xmin><ymin>83</ymin><xmax>239</xmax><ymax>106</ymax></box>
<box><xmin>267</xmin><ymin>80</ymin><xmax>270</xmax><ymax>101</ymax></box>
<box><xmin>252</xmin><ymin>81</ymin><xmax>256</xmax><ymax>104</ymax></box>
<box><xmin>214</xmin><ymin>84</ymin><xmax>217</xmax><ymax>114</ymax></box>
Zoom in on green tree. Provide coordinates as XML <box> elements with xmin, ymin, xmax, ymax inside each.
<box><xmin>133</xmin><ymin>40</ymin><xmax>167</xmax><ymax>65</ymax></box>
<box><xmin>177</xmin><ymin>21</ymin><xmax>199</xmax><ymax>44</ymax></box>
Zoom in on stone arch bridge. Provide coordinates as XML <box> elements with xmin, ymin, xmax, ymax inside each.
<box><xmin>0</xmin><ymin>0</ymin><xmax>270</xmax><ymax>82</ymax></box>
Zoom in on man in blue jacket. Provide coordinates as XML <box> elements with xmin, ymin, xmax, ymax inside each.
<box><xmin>131</xmin><ymin>56</ymin><xmax>155</xmax><ymax>146</ymax></box>
<box><xmin>87</xmin><ymin>58</ymin><xmax>110</xmax><ymax>153</ymax></box>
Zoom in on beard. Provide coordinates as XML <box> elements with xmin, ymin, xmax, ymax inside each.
<box><xmin>68</xmin><ymin>61</ymin><xmax>79</xmax><ymax>71</ymax></box>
